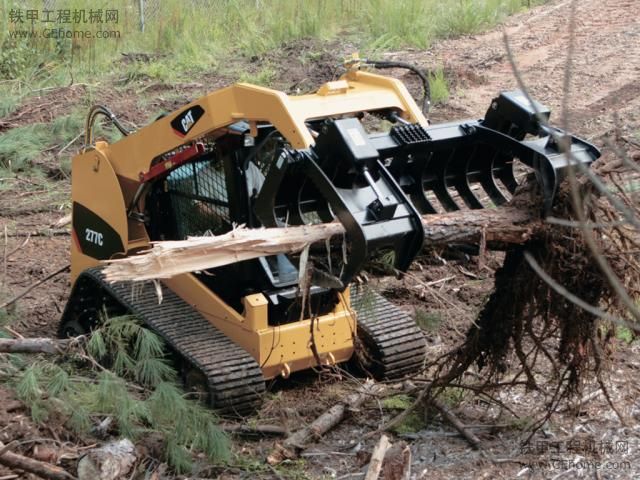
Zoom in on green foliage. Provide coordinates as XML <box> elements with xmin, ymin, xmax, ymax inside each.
<box><xmin>428</xmin><ymin>67</ymin><xmax>449</xmax><ymax>105</ymax></box>
<box><xmin>16</xmin><ymin>363</ymin><xmax>42</xmax><ymax>404</ymax></box>
<box><xmin>0</xmin><ymin>124</ymin><xmax>50</xmax><ymax>171</ymax></box>
<box><xmin>361</xmin><ymin>0</ymin><xmax>433</xmax><ymax>50</ymax></box>
<box><xmin>89</xmin><ymin>315</ymin><xmax>176</xmax><ymax>387</ymax></box>
<box><xmin>14</xmin><ymin>316</ymin><xmax>229</xmax><ymax>474</ymax></box>
<box><xmin>0</xmin><ymin>93</ymin><xmax>20</xmax><ymax>117</ymax></box>
<box><xmin>381</xmin><ymin>393</ymin><xmax>425</xmax><ymax>434</ymax></box>
<box><xmin>0</xmin><ymin>38</ymin><xmax>39</xmax><ymax>80</ymax></box>
<box><xmin>434</xmin><ymin>0</ymin><xmax>522</xmax><ymax>38</ymax></box>
<box><xmin>382</xmin><ymin>393</ymin><xmax>413</xmax><ymax>410</ymax></box>
<box><xmin>439</xmin><ymin>386</ymin><xmax>466</xmax><ymax>408</ymax></box>
<box><xmin>415</xmin><ymin>307</ymin><xmax>443</xmax><ymax>332</ymax></box>
<box><xmin>392</xmin><ymin>410</ymin><xmax>425</xmax><ymax>434</ymax></box>
<box><xmin>119</xmin><ymin>59</ymin><xmax>179</xmax><ymax>85</ymax></box>
<box><xmin>0</xmin><ymin>110</ymin><xmax>84</xmax><ymax>172</ymax></box>
<box><xmin>616</xmin><ymin>325</ymin><xmax>635</xmax><ymax>344</ymax></box>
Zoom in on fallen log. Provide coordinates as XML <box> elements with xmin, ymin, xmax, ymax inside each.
<box><xmin>76</xmin><ymin>439</ymin><xmax>136</xmax><ymax>480</ymax></box>
<box><xmin>0</xmin><ymin>440</ymin><xmax>74</xmax><ymax>480</ymax></box>
<box><xmin>103</xmin><ymin>207</ymin><xmax>540</xmax><ymax>283</ymax></box>
<box><xmin>267</xmin><ymin>380</ymin><xmax>383</xmax><ymax>464</ymax></box>
<box><xmin>0</xmin><ymin>338</ymin><xmax>75</xmax><ymax>355</ymax></box>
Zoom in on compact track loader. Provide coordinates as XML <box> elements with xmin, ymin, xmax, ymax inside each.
<box><xmin>59</xmin><ymin>64</ymin><xmax>599</xmax><ymax>414</ymax></box>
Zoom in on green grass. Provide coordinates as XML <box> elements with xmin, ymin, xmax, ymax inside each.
<box><xmin>381</xmin><ymin>393</ymin><xmax>426</xmax><ymax>434</ymax></box>
<box><xmin>439</xmin><ymin>387</ymin><xmax>466</xmax><ymax>408</ymax></box>
<box><xmin>0</xmin><ymin>92</ymin><xmax>20</xmax><ymax>116</ymax></box>
<box><xmin>428</xmin><ymin>67</ymin><xmax>449</xmax><ymax>105</ymax></box>
<box><xmin>382</xmin><ymin>393</ymin><xmax>414</xmax><ymax>410</ymax></box>
<box><xmin>0</xmin><ymin>124</ymin><xmax>50</xmax><ymax>171</ymax></box>
<box><xmin>0</xmin><ymin>0</ymin><xmax>544</xmax><ymax>86</ymax></box>
<box><xmin>239</xmin><ymin>65</ymin><xmax>278</xmax><ymax>86</ymax></box>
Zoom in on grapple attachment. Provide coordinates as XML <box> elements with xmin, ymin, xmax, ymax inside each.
<box><xmin>255</xmin><ymin>90</ymin><xmax>600</xmax><ymax>287</ymax></box>
<box><xmin>389</xmin><ymin>91</ymin><xmax>599</xmax><ymax>215</ymax></box>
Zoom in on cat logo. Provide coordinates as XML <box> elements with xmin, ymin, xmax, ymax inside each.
<box><xmin>171</xmin><ymin>105</ymin><xmax>205</xmax><ymax>137</ymax></box>
<box><xmin>181</xmin><ymin>110</ymin><xmax>194</xmax><ymax>132</ymax></box>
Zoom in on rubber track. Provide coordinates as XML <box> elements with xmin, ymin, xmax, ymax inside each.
<box><xmin>72</xmin><ymin>267</ymin><xmax>265</xmax><ymax>415</ymax></box>
<box><xmin>351</xmin><ymin>287</ymin><xmax>427</xmax><ymax>379</ymax></box>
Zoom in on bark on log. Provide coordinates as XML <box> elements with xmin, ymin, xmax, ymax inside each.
<box><xmin>0</xmin><ymin>441</ymin><xmax>74</xmax><ymax>480</ymax></box>
<box><xmin>76</xmin><ymin>439</ymin><xmax>136</xmax><ymax>480</ymax></box>
<box><xmin>267</xmin><ymin>380</ymin><xmax>383</xmax><ymax>464</ymax></box>
<box><xmin>0</xmin><ymin>338</ymin><xmax>74</xmax><ymax>355</ymax></box>
<box><xmin>364</xmin><ymin>435</ymin><xmax>391</xmax><ymax>480</ymax></box>
<box><xmin>103</xmin><ymin>207</ymin><xmax>541</xmax><ymax>283</ymax></box>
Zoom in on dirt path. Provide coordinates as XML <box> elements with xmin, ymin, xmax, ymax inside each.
<box><xmin>402</xmin><ymin>0</ymin><xmax>640</xmax><ymax>140</ymax></box>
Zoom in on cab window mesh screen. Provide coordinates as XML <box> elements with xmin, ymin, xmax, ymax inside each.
<box><xmin>166</xmin><ymin>158</ymin><xmax>230</xmax><ymax>238</ymax></box>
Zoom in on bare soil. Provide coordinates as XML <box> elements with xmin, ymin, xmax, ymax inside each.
<box><xmin>1</xmin><ymin>0</ymin><xmax>639</xmax><ymax>478</ymax></box>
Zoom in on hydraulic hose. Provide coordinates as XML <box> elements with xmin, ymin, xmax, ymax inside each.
<box><xmin>361</xmin><ymin>59</ymin><xmax>431</xmax><ymax>114</ymax></box>
<box><xmin>84</xmin><ymin>105</ymin><xmax>132</xmax><ymax>147</ymax></box>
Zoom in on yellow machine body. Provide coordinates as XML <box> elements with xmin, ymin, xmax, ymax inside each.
<box><xmin>69</xmin><ymin>70</ymin><xmax>426</xmax><ymax>380</ymax></box>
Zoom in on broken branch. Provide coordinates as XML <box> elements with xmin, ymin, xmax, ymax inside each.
<box><xmin>221</xmin><ymin>423</ymin><xmax>287</xmax><ymax>437</ymax></box>
<box><xmin>0</xmin><ymin>337</ymin><xmax>77</xmax><ymax>355</ymax></box>
<box><xmin>364</xmin><ymin>435</ymin><xmax>391</xmax><ymax>480</ymax></box>
<box><xmin>0</xmin><ymin>440</ymin><xmax>75</xmax><ymax>480</ymax></box>
<box><xmin>431</xmin><ymin>398</ymin><xmax>482</xmax><ymax>450</ymax></box>
<box><xmin>0</xmin><ymin>264</ymin><xmax>70</xmax><ymax>310</ymax></box>
<box><xmin>103</xmin><ymin>207</ymin><xmax>540</xmax><ymax>283</ymax></box>
<box><xmin>267</xmin><ymin>380</ymin><xmax>383</xmax><ymax>464</ymax></box>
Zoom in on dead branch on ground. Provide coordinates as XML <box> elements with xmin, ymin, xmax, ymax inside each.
<box><xmin>267</xmin><ymin>380</ymin><xmax>383</xmax><ymax>465</ymax></box>
<box><xmin>0</xmin><ymin>337</ymin><xmax>79</xmax><ymax>355</ymax></box>
<box><xmin>0</xmin><ymin>264</ymin><xmax>70</xmax><ymax>310</ymax></box>
<box><xmin>221</xmin><ymin>423</ymin><xmax>287</xmax><ymax>437</ymax></box>
<box><xmin>0</xmin><ymin>440</ymin><xmax>75</xmax><ymax>480</ymax></box>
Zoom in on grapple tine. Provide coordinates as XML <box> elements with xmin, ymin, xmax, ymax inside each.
<box><xmin>425</xmin><ymin>150</ymin><xmax>460</xmax><ymax>212</ymax></box>
<box><xmin>465</xmin><ymin>145</ymin><xmax>510</xmax><ymax>206</ymax></box>
<box><xmin>493</xmin><ymin>154</ymin><xmax>519</xmax><ymax>194</ymax></box>
<box><xmin>407</xmin><ymin>154</ymin><xmax>439</xmax><ymax>214</ymax></box>
<box><xmin>448</xmin><ymin>144</ymin><xmax>484</xmax><ymax>210</ymax></box>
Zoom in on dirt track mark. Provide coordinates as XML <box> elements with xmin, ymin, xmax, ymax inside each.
<box><xmin>391</xmin><ymin>0</ymin><xmax>640</xmax><ymax>139</ymax></box>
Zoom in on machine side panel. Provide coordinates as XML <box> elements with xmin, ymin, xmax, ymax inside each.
<box><xmin>70</xmin><ymin>148</ymin><xmax>128</xmax><ymax>282</ymax></box>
